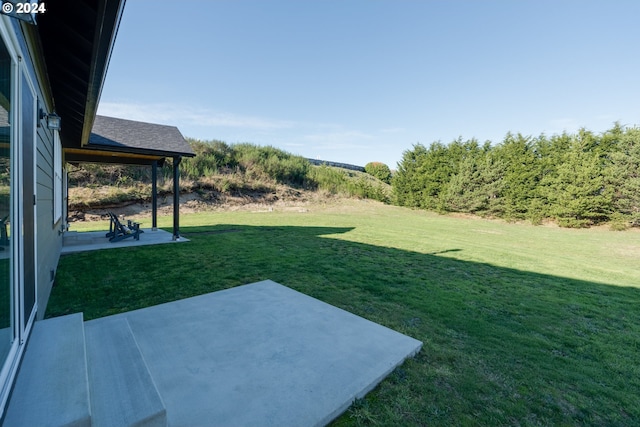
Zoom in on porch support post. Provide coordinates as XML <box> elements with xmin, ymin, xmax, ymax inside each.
<box><xmin>172</xmin><ymin>156</ymin><xmax>182</xmax><ymax>240</ymax></box>
<box><xmin>151</xmin><ymin>160</ymin><xmax>158</xmax><ymax>231</ymax></box>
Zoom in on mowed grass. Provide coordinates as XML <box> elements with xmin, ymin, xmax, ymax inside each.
<box><xmin>48</xmin><ymin>200</ymin><xmax>640</xmax><ymax>426</ymax></box>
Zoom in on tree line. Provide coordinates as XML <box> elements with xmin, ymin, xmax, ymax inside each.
<box><xmin>392</xmin><ymin>124</ymin><xmax>640</xmax><ymax>228</ymax></box>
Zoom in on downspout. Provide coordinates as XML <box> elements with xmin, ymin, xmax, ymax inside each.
<box><xmin>152</xmin><ymin>160</ymin><xmax>157</xmax><ymax>231</ymax></box>
<box><xmin>172</xmin><ymin>156</ymin><xmax>182</xmax><ymax>240</ymax></box>
<box><xmin>64</xmin><ymin>167</ymin><xmax>69</xmax><ymax>231</ymax></box>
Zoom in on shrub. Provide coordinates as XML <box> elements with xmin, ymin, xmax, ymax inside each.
<box><xmin>181</xmin><ymin>139</ymin><xmax>237</xmax><ymax>180</ymax></box>
<box><xmin>308</xmin><ymin>165</ymin><xmax>390</xmax><ymax>203</ymax></box>
<box><xmin>609</xmin><ymin>212</ymin><xmax>631</xmax><ymax>231</ymax></box>
<box><xmin>69</xmin><ymin>139</ymin><xmax>392</xmax><ymax>205</ymax></box>
<box><xmin>364</xmin><ymin>162</ymin><xmax>391</xmax><ymax>184</ymax></box>
<box><xmin>234</xmin><ymin>144</ymin><xmax>310</xmax><ymax>186</ymax></box>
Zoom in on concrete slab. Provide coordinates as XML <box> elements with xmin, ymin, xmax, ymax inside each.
<box><xmin>62</xmin><ymin>229</ymin><xmax>189</xmax><ymax>254</ymax></box>
<box><xmin>102</xmin><ymin>280</ymin><xmax>422</xmax><ymax>427</ymax></box>
<box><xmin>4</xmin><ymin>313</ymin><xmax>91</xmax><ymax>427</ymax></box>
<box><xmin>85</xmin><ymin>317</ymin><xmax>167</xmax><ymax>427</ymax></box>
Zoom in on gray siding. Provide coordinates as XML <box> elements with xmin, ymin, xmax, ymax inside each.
<box><xmin>35</xmin><ymin>124</ymin><xmax>61</xmax><ymax>319</ymax></box>
<box><xmin>17</xmin><ymin>24</ymin><xmax>62</xmax><ymax>320</ymax></box>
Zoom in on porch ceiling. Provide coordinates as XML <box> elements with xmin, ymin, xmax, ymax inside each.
<box><xmin>63</xmin><ymin>148</ymin><xmax>165</xmax><ymax>166</ymax></box>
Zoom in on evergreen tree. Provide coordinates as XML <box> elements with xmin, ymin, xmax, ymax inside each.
<box><xmin>391</xmin><ymin>125</ymin><xmax>632</xmax><ymax>228</ymax></box>
<box><xmin>543</xmin><ymin>131</ymin><xmax>612</xmax><ymax>227</ymax></box>
<box><xmin>494</xmin><ymin>133</ymin><xmax>542</xmax><ymax>220</ymax></box>
<box><xmin>441</xmin><ymin>144</ymin><xmax>505</xmax><ymax>215</ymax></box>
<box><xmin>416</xmin><ymin>141</ymin><xmax>458</xmax><ymax>210</ymax></box>
<box><xmin>393</xmin><ymin>144</ymin><xmax>428</xmax><ymax>207</ymax></box>
<box><xmin>605</xmin><ymin>126</ymin><xmax>640</xmax><ymax>227</ymax></box>
<box><xmin>425</xmin><ymin>138</ymin><xmax>481</xmax><ymax>211</ymax></box>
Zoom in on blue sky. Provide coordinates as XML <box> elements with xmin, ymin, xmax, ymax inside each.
<box><xmin>98</xmin><ymin>0</ymin><xmax>640</xmax><ymax>168</ymax></box>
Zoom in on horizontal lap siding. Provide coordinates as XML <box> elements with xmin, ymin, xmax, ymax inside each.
<box><xmin>35</xmin><ymin>119</ymin><xmax>61</xmax><ymax>320</ymax></box>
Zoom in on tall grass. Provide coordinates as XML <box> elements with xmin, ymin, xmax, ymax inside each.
<box><xmin>180</xmin><ymin>139</ymin><xmax>236</xmax><ymax>179</ymax></box>
<box><xmin>69</xmin><ymin>139</ymin><xmax>391</xmax><ymax>207</ymax></box>
<box><xmin>309</xmin><ymin>165</ymin><xmax>390</xmax><ymax>202</ymax></box>
<box><xmin>232</xmin><ymin>143</ymin><xmax>310</xmax><ymax>186</ymax></box>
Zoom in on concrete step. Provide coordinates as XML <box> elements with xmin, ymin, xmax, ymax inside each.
<box><xmin>4</xmin><ymin>313</ymin><xmax>91</xmax><ymax>427</ymax></box>
<box><xmin>84</xmin><ymin>316</ymin><xmax>166</xmax><ymax>427</ymax></box>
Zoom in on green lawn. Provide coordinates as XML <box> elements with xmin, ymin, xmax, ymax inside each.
<box><xmin>48</xmin><ymin>201</ymin><xmax>640</xmax><ymax>426</ymax></box>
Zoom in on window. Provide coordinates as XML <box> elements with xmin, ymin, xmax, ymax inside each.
<box><xmin>0</xmin><ymin>26</ymin><xmax>17</xmax><ymax>415</ymax></box>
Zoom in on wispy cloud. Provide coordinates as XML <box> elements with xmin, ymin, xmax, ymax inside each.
<box><xmin>596</xmin><ymin>114</ymin><xmax>615</xmax><ymax>122</ymax></box>
<box><xmin>303</xmin><ymin>131</ymin><xmax>372</xmax><ymax>144</ymax></box>
<box><xmin>97</xmin><ymin>100</ymin><xmax>384</xmax><ymax>165</ymax></box>
<box><xmin>379</xmin><ymin>127</ymin><xmax>405</xmax><ymax>134</ymax></box>
<box><xmin>98</xmin><ymin>102</ymin><xmax>295</xmax><ymax>130</ymax></box>
<box><xmin>547</xmin><ymin>118</ymin><xmax>581</xmax><ymax>135</ymax></box>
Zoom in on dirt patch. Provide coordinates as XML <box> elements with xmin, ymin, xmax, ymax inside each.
<box><xmin>67</xmin><ymin>187</ymin><xmax>346</xmax><ymax>222</ymax></box>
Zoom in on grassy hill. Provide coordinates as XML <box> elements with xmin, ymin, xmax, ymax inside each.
<box><xmin>67</xmin><ymin>139</ymin><xmax>391</xmax><ymax>218</ymax></box>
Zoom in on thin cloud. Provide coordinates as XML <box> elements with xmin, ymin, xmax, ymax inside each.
<box><xmin>547</xmin><ymin>118</ymin><xmax>581</xmax><ymax>135</ymax></box>
<box><xmin>98</xmin><ymin>102</ymin><xmax>295</xmax><ymax>130</ymax></box>
<box><xmin>380</xmin><ymin>127</ymin><xmax>405</xmax><ymax>134</ymax></box>
<box><xmin>303</xmin><ymin>130</ymin><xmax>373</xmax><ymax>143</ymax></box>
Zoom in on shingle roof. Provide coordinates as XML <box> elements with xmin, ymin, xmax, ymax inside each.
<box><xmin>89</xmin><ymin>115</ymin><xmax>195</xmax><ymax>157</ymax></box>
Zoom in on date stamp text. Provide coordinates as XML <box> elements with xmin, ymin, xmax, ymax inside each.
<box><xmin>2</xmin><ymin>2</ymin><xmax>47</xmax><ymax>15</ymax></box>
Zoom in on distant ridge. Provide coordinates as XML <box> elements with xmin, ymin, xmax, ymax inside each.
<box><xmin>307</xmin><ymin>158</ymin><xmax>365</xmax><ymax>172</ymax></box>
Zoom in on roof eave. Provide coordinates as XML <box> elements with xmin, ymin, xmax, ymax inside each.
<box><xmin>38</xmin><ymin>0</ymin><xmax>126</xmax><ymax>149</ymax></box>
<box><xmin>80</xmin><ymin>0</ymin><xmax>126</xmax><ymax>148</ymax></box>
<box><xmin>84</xmin><ymin>143</ymin><xmax>196</xmax><ymax>159</ymax></box>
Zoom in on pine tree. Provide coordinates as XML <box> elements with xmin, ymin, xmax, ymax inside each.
<box><xmin>392</xmin><ymin>144</ymin><xmax>428</xmax><ymax>207</ymax></box>
<box><xmin>543</xmin><ymin>130</ymin><xmax>612</xmax><ymax>227</ymax></box>
<box><xmin>494</xmin><ymin>133</ymin><xmax>542</xmax><ymax>220</ymax></box>
<box><xmin>605</xmin><ymin>126</ymin><xmax>640</xmax><ymax>227</ymax></box>
<box><xmin>441</xmin><ymin>145</ymin><xmax>505</xmax><ymax>215</ymax></box>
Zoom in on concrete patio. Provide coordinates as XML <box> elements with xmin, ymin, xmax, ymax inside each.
<box><xmin>5</xmin><ymin>280</ymin><xmax>422</xmax><ymax>427</ymax></box>
<box><xmin>62</xmin><ymin>228</ymin><xmax>189</xmax><ymax>254</ymax></box>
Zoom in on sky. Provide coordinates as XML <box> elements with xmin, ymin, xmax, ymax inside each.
<box><xmin>98</xmin><ymin>0</ymin><xmax>640</xmax><ymax>168</ymax></box>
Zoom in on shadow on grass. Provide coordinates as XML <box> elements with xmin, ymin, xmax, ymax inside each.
<box><xmin>48</xmin><ymin>224</ymin><xmax>640</xmax><ymax>426</ymax></box>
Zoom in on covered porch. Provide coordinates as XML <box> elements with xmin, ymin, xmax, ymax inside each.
<box><xmin>61</xmin><ymin>228</ymin><xmax>189</xmax><ymax>255</ymax></box>
<box><xmin>65</xmin><ymin>115</ymin><xmax>195</xmax><ymax>240</ymax></box>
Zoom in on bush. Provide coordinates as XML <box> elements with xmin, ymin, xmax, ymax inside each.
<box><xmin>69</xmin><ymin>139</ymin><xmax>393</xmax><ymax>205</ymax></box>
<box><xmin>308</xmin><ymin>165</ymin><xmax>390</xmax><ymax>203</ymax></box>
<box><xmin>181</xmin><ymin>139</ymin><xmax>237</xmax><ymax>180</ymax></box>
<box><xmin>308</xmin><ymin>165</ymin><xmax>347</xmax><ymax>193</ymax></box>
<box><xmin>609</xmin><ymin>212</ymin><xmax>631</xmax><ymax>231</ymax></box>
<box><xmin>234</xmin><ymin>144</ymin><xmax>310</xmax><ymax>186</ymax></box>
<box><xmin>364</xmin><ymin>162</ymin><xmax>391</xmax><ymax>184</ymax></box>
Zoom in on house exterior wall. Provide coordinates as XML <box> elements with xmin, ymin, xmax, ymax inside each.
<box><xmin>0</xmin><ymin>7</ymin><xmax>60</xmax><ymax>344</ymax></box>
<box><xmin>13</xmin><ymin>20</ymin><xmax>62</xmax><ymax>320</ymax></box>
<box><xmin>35</xmin><ymin>118</ymin><xmax>61</xmax><ymax>319</ymax></box>
<box><xmin>0</xmin><ymin>14</ymin><xmax>64</xmax><ymax>414</ymax></box>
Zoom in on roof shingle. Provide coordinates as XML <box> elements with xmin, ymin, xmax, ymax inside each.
<box><xmin>89</xmin><ymin>115</ymin><xmax>195</xmax><ymax>157</ymax></box>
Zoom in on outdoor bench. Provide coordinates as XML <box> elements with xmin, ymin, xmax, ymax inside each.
<box><xmin>105</xmin><ymin>212</ymin><xmax>143</xmax><ymax>242</ymax></box>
